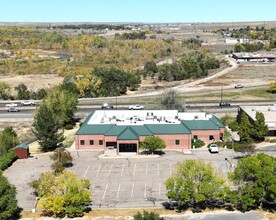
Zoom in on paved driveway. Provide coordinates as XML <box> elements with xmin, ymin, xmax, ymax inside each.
<box><xmin>4</xmin><ymin>149</ymin><xmax>236</xmax><ymax>210</ymax></box>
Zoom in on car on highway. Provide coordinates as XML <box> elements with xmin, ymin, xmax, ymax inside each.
<box><xmin>6</xmin><ymin>103</ymin><xmax>17</xmax><ymax>107</ymax></box>
<box><xmin>219</xmin><ymin>101</ymin><xmax>231</xmax><ymax>107</ymax></box>
<box><xmin>128</xmin><ymin>104</ymin><xmax>144</xmax><ymax>110</ymax></box>
<box><xmin>101</xmin><ymin>103</ymin><xmax>113</xmax><ymax>109</ymax></box>
<box><xmin>209</xmin><ymin>143</ymin><xmax>219</xmax><ymax>153</ymax></box>
<box><xmin>7</xmin><ymin>108</ymin><xmax>20</xmax><ymax>112</ymax></box>
<box><xmin>20</xmin><ymin>100</ymin><xmax>36</xmax><ymax>106</ymax></box>
<box><xmin>234</xmin><ymin>84</ymin><xmax>244</xmax><ymax>89</ymax></box>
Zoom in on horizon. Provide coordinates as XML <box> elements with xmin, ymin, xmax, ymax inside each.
<box><xmin>1</xmin><ymin>0</ymin><xmax>276</xmax><ymax>23</ymax></box>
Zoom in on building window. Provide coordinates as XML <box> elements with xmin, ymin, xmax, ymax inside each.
<box><xmin>193</xmin><ymin>135</ymin><xmax>198</xmax><ymax>139</ymax></box>
<box><xmin>209</xmin><ymin>135</ymin><xmax>214</xmax><ymax>141</ymax></box>
<box><xmin>175</xmin><ymin>140</ymin><xmax>180</xmax><ymax>145</ymax></box>
<box><xmin>80</xmin><ymin>140</ymin><xmax>85</xmax><ymax>145</ymax></box>
<box><xmin>89</xmin><ymin>140</ymin><xmax>94</xmax><ymax>145</ymax></box>
<box><xmin>99</xmin><ymin>140</ymin><xmax>103</xmax><ymax>145</ymax></box>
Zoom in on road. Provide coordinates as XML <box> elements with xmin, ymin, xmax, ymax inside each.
<box><xmin>1</xmin><ymin>98</ymin><xmax>276</xmax><ymax>120</ymax></box>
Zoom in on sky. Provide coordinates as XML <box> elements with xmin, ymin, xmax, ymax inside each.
<box><xmin>1</xmin><ymin>0</ymin><xmax>276</xmax><ymax>23</ymax></box>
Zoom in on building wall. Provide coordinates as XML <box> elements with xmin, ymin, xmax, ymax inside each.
<box><xmin>76</xmin><ymin>134</ymin><xmax>106</xmax><ymax>150</ymax></box>
<box><xmin>14</xmin><ymin>148</ymin><xmax>28</xmax><ymax>159</ymax></box>
<box><xmin>191</xmin><ymin>129</ymin><xmax>224</xmax><ymax>144</ymax></box>
<box><xmin>156</xmin><ymin>134</ymin><xmax>191</xmax><ymax>150</ymax></box>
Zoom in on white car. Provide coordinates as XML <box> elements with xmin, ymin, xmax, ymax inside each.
<box><xmin>128</xmin><ymin>105</ymin><xmax>144</xmax><ymax>110</ymax></box>
<box><xmin>6</xmin><ymin>103</ymin><xmax>17</xmax><ymax>107</ymax></box>
<box><xmin>209</xmin><ymin>144</ymin><xmax>219</xmax><ymax>153</ymax></box>
<box><xmin>20</xmin><ymin>100</ymin><xmax>36</xmax><ymax>106</ymax></box>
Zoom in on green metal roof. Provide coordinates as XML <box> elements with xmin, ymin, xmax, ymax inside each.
<box><xmin>117</xmin><ymin>127</ymin><xmax>139</xmax><ymax>140</ymax></box>
<box><xmin>145</xmin><ymin>122</ymin><xmax>191</xmax><ymax>134</ymax></box>
<box><xmin>14</xmin><ymin>143</ymin><xmax>29</xmax><ymax>149</ymax></box>
<box><xmin>183</xmin><ymin>118</ymin><xmax>222</xmax><ymax>130</ymax></box>
<box><xmin>210</xmin><ymin>115</ymin><xmax>224</xmax><ymax>128</ymax></box>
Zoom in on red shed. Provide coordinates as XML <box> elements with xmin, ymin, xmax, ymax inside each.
<box><xmin>14</xmin><ymin>143</ymin><xmax>29</xmax><ymax>159</ymax></box>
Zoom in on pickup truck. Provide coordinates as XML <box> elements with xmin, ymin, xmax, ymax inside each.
<box><xmin>20</xmin><ymin>101</ymin><xmax>36</xmax><ymax>106</ymax></box>
<box><xmin>128</xmin><ymin>105</ymin><xmax>144</xmax><ymax>110</ymax></box>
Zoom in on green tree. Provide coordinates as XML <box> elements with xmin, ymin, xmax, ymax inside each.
<box><xmin>160</xmin><ymin>89</ymin><xmax>183</xmax><ymax>111</ymax></box>
<box><xmin>252</xmin><ymin>112</ymin><xmax>268</xmax><ymax>142</ymax></box>
<box><xmin>30</xmin><ymin>171</ymin><xmax>91</xmax><ymax>218</ymax></box>
<box><xmin>14</xmin><ymin>83</ymin><xmax>31</xmax><ymax>100</ymax></box>
<box><xmin>229</xmin><ymin>153</ymin><xmax>276</xmax><ymax>211</ymax></box>
<box><xmin>50</xmin><ymin>148</ymin><xmax>73</xmax><ymax>174</ymax></box>
<box><xmin>166</xmin><ymin>160</ymin><xmax>228</xmax><ymax>211</ymax></box>
<box><xmin>0</xmin><ymin>172</ymin><xmax>18</xmax><ymax>220</ymax></box>
<box><xmin>269</xmin><ymin>81</ymin><xmax>276</xmax><ymax>93</ymax></box>
<box><xmin>0</xmin><ymin>82</ymin><xmax>11</xmax><ymax>100</ymax></box>
<box><xmin>32</xmin><ymin>103</ymin><xmax>65</xmax><ymax>152</ymax></box>
<box><xmin>133</xmin><ymin>211</ymin><xmax>164</xmax><ymax>220</ymax></box>
<box><xmin>44</xmin><ymin>87</ymin><xmax>78</xmax><ymax>126</ymax></box>
<box><xmin>238</xmin><ymin>112</ymin><xmax>253</xmax><ymax>144</ymax></box>
<box><xmin>140</xmin><ymin>136</ymin><xmax>166</xmax><ymax>154</ymax></box>
<box><xmin>0</xmin><ymin>127</ymin><xmax>19</xmax><ymax>156</ymax></box>
<box><xmin>144</xmin><ymin>61</ymin><xmax>158</xmax><ymax>76</ymax></box>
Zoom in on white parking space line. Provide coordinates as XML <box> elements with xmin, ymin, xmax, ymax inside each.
<box><xmin>116</xmin><ymin>183</ymin><xmax>121</xmax><ymax>198</ymax></box>
<box><xmin>159</xmin><ymin>182</ymin><xmax>161</xmax><ymax>195</ymax></box>
<box><xmin>133</xmin><ymin>164</ymin><xmax>136</xmax><ymax>176</ymax></box>
<box><xmin>96</xmin><ymin>164</ymin><xmax>101</xmax><ymax>178</ymax></box>
<box><xmin>108</xmin><ymin>164</ymin><xmax>113</xmax><ymax>176</ymax></box>
<box><xmin>146</xmin><ymin>163</ymin><xmax>148</xmax><ymax>175</ymax></box>
<box><xmin>144</xmin><ymin>183</ymin><xmax>147</xmax><ymax>198</ymax></box>
<box><xmin>83</xmin><ymin>165</ymin><xmax>90</xmax><ymax>178</ymax></box>
<box><xmin>73</xmin><ymin>165</ymin><xmax>79</xmax><ymax>174</ymax></box>
<box><xmin>131</xmin><ymin>182</ymin><xmax>134</xmax><ymax>198</ymax></box>
<box><xmin>92</xmin><ymin>183</ymin><xmax>95</xmax><ymax>190</ymax></box>
<box><xmin>121</xmin><ymin>164</ymin><xmax>125</xmax><ymax>176</ymax></box>
<box><xmin>157</xmin><ymin>163</ymin><xmax>160</xmax><ymax>176</ymax></box>
<box><xmin>170</xmin><ymin>163</ymin><xmax>172</xmax><ymax>175</ymax></box>
<box><xmin>103</xmin><ymin>184</ymin><xmax>108</xmax><ymax>199</ymax></box>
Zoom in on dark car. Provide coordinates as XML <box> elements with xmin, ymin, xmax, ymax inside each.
<box><xmin>101</xmin><ymin>103</ymin><xmax>113</xmax><ymax>109</ymax></box>
<box><xmin>219</xmin><ymin>102</ymin><xmax>231</xmax><ymax>107</ymax></box>
<box><xmin>7</xmin><ymin>108</ymin><xmax>20</xmax><ymax>112</ymax></box>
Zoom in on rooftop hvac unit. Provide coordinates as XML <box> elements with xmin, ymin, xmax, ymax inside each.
<box><xmin>252</xmin><ymin>107</ymin><xmax>260</xmax><ymax>111</ymax></box>
<box><xmin>160</xmin><ymin>116</ymin><xmax>166</xmax><ymax>121</ymax></box>
<box><xmin>147</xmin><ymin>112</ymin><xmax>154</xmax><ymax>116</ymax></box>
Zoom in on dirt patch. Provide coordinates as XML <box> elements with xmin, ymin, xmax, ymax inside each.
<box><xmin>0</xmin><ymin>74</ymin><xmax>63</xmax><ymax>92</ymax></box>
<box><xmin>199</xmin><ymin>63</ymin><xmax>276</xmax><ymax>87</ymax></box>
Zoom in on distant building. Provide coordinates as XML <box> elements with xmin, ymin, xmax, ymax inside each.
<box><xmin>232</xmin><ymin>52</ymin><xmax>276</xmax><ymax>62</ymax></box>
<box><xmin>75</xmin><ymin>110</ymin><xmax>224</xmax><ymax>153</ymax></box>
<box><xmin>225</xmin><ymin>38</ymin><xmax>238</xmax><ymax>45</ymax></box>
<box><xmin>237</xmin><ymin>106</ymin><xmax>276</xmax><ymax>137</ymax></box>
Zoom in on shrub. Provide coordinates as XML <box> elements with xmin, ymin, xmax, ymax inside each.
<box><xmin>269</xmin><ymin>139</ymin><xmax>276</xmax><ymax>143</ymax></box>
<box><xmin>0</xmin><ymin>150</ymin><xmax>18</xmax><ymax>171</ymax></box>
<box><xmin>64</xmin><ymin>124</ymin><xmax>74</xmax><ymax>130</ymax></box>
<box><xmin>192</xmin><ymin>139</ymin><xmax>205</xmax><ymax>148</ymax></box>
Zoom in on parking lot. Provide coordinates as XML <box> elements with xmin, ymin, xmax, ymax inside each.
<box><xmin>4</xmin><ymin>149</ymin><xmax>236</xmax><ymax>210</ymax></box>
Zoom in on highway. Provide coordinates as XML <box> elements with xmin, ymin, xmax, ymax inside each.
<box><xmin>0</xmin><ymin>98</ymin><xmax>275</xmax><ymax>120</ymax></box>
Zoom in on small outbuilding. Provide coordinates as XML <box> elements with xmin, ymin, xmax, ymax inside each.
<box><xmin>14</xmin><ymin>143</ymin><xmax>30</xmax><ymax>159</ymax></box>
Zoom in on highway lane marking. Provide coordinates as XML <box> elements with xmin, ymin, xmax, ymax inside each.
<box><xmin>96</xmin><ymin>164</ymin><xmax>101</xmax><ymax>178</ymax></box>
<box><xmin>131</xmin><ymin>182</ymin><xmax>134</xmax><ymax>198</ymax></box>
<box><xmin>83</xmin><ymin>165</ymin><xmax>90</xmax><ymax>178</ymax></box>
<box><xmin>121</xmin><ymin>164</ymin><xmax>125</xmax><ymax>176</ymax></box>
<box><xmin>102</xmin><ymin>184</ymin><xmax>108</xmax><ymax>199</ymax></box>
<box><xmin>116</xmin><ymin>183</ymin><xmax>121</xmax><ymax>198</ymax></box>
<box><xmin>108</xmin><ymin>164</ymin><xmax>113</xmax><ymax>176</ymax></box>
